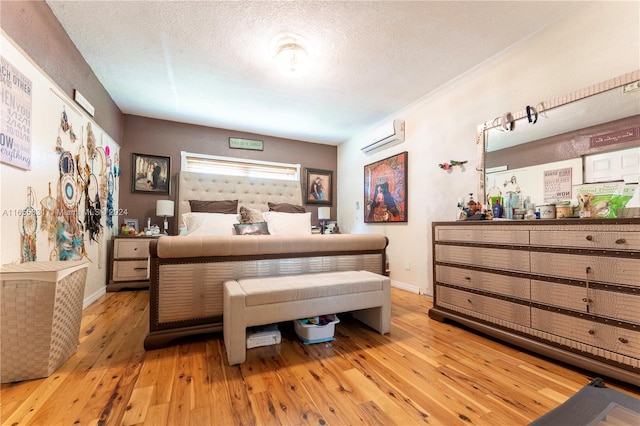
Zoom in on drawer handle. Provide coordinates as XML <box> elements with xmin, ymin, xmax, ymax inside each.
<box><xmin>615</xmin><ymin>238</ymin><xmax>626</xmax><ymax>244</ymax></box>
<box><xmin>585</xmin><ymin>235</ymin><xmax>593</xmax><ymax>241</ymax></box>
<box><xmin>464</xmin><ymin>276</ymin><xmax>471</xmax><ymax>281</ymax></box>
<box><xmin>467</xmin><ymin>299</ymin><xmax>473</xmax><ymax>304</ymax></box>
<box><xmin>618</xmin><ymin>337</ymin><xmax>629</xmax><ymax>344</ymax></box>
<box><xmin>133</xmin><ymin>267</ymin><xmax>147</xmax><ymax>271</ymax></box>
<box><xmin>581</xmin><ymin>298</ymin><xmax>593</xmax><ymax>303</ymax></box>
<box><xmin>588</xmin><ymin>329</ymin><xmax>595</xmax><ymax>335</ymax></box>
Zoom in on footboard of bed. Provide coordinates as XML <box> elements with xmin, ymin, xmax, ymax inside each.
<box><xmin>144</xmin><ymin>243</ymin><xmax>387</xmax><ymax>350</ymax></box>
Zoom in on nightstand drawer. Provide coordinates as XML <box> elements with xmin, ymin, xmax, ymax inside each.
<box><xmin>114</xmin><ymin>239</ymin><xmax>150</xmax><ymax>259</ymax></box>
<box><xmin>113</xmin><ymin>260</ymin><xmax>149</xmax><ymax>281</ymax></box>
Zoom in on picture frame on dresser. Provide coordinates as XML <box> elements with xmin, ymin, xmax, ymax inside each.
<box><xmin>131</xmin><ymin>153</ymin><xmax>171</xmax><ymax>195</ymax></box>
<box><xmin>123</xmin><ymin>219</ymin><xmax>138</xmax><ymax>232</ymax></box>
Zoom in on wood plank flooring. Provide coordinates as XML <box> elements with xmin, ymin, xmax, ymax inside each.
<box><xmin>2</xmin><ymin>288</ymin><xmax>638</xmax><ymax>425</ymax></box>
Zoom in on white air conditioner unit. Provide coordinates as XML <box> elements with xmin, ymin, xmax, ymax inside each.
<box><xmin>361</xmin><ymin>119</ymin><xmax>405</xmax><ymax>154</ymax></box>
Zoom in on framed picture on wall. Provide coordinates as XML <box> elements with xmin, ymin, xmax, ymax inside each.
<box><xmin>305</xmin><ymin>168</ymin><xmax>333</xmax><ymax>205</ymax></box>
<box><xmin>364</xmin><ymin>151</ymin><xmax>408</xmax><ymax>223</ymax></box>
<box><xmin>131</xmin><ymin>153</ymin><xmax>171</xmax><ymax>195</ymax></box>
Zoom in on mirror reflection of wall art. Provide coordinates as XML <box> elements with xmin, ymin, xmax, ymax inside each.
<box><xmin>305</xmin><ymin>168</ymin><xmax>333</xmax><ymax>205</ymax></box>
<box><xmin>364</xmin><ymin>151</ymin><xmax>408</xmax><ymax>223</ymax></box>
<box><xmin>131</xmin><ymin>153</ymin><xmax>171</xmax><ymax>195</ymax></box>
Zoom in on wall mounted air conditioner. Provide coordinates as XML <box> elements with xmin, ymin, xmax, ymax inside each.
<box><xmin>361</xmin><ymin>119</ymin><xmax>405</xmax><ymax>154</ymax></box>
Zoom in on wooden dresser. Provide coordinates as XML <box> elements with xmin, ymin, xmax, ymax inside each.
<box><xmin>429</xmin><ymin>219</ymin><xmax>640</xmax><ymax>386</ymax></box>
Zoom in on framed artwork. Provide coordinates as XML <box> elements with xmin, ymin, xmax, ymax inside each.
<box><xmin>305</xmin><ymin>168</ymin><xmax>333</xmax><ymax>205</ymax></box>
<box><xmin>364</xmin><ymin>151</ymin><xmax>408</xmax><ymax>223</ymax></box>
<box><xmin>131</xmin><ymin>153</ymin><xmax>171</xmax><ymax>194</ymax></box>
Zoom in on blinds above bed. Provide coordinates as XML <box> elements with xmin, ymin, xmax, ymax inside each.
<box><xmin>182</xmin><ymin>151</ymin><xmax>300</xmax><ymax>181</ymax></box>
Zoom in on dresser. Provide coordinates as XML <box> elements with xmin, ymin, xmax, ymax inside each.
<box><xmin>107</xmin><ymin>236</ymin><xmax>156</xmax><ymax>291</ymax></box>
<box><xmin>429</xmin><ymin>219</ymin><xmax>640</xmax><ymax>386</ymax></box>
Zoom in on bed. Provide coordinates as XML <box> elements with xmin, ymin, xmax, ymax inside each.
<box><xmin>144</xmin><ymin>171</ymin><xmax>388</xmax><ymax>350</ymax></box>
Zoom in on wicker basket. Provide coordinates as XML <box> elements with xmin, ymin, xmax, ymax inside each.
<box><xmin>1</xmin><ymin>260</ymin><xmax>89</xmax><ymax>383</ymax></box>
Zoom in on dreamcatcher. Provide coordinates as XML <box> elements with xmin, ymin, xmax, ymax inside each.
<box><xmin>94</xmin><ymin>145</ymin><xmax>108</xmax><ymax>206</ymax></box>
<box><xmin>55</xmin><ymin>135</ymin><xmax>63</xmax><ymax>153</ymax></box>
<box><xmin>86</xmin><ymin>122</ymin><xmax>96</xmax><ymax>160</ymax></box>
<box><xmin>113</xmin><ymin>152</ymin><xmax>121</xmax><ymax>190</ymax></box>
<box><xmin>60</xmin><ymin>106</ymin><xmax>77</xmax><ymax>143</ymax></box>
<box><xmin>106</xmin><ymin>170</ymin><xmax>115</xmax><ymax>229</ymax></box>
<box><xmin>21</xmin><ymin>187</ymin><xmax>38</xmax><ymax>262</ymax></box>
<box><xmin>56</xmin><ymin>150</ymin><xmax>84</xmax><ymax>260</ymax></box>
<box><xmin>60</xmin><ymin>107</ymin><xmax>70</xmax><ymax>132</ymax></box>
<box><xmin>84</xmin><ymin>172</ymin><xmax>102</xmax><ymax>244</ymax></box>
<box><xmin>40</xmin><ymin>182</ymin><xmax>57</xmax><ymax>245</ymax></box>
<box><xmin>103</xmin><ymin>143</ymin><xmax>115</xmax><ymax>229</ymax></box>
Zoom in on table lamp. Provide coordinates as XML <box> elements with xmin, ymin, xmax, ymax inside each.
<box><xmin>318</xmin><ymin>207</ymin><xmax>330</xmax><ymax>234</ymax></box>
<box><xmin>156</xmin><ymin>199</ymin><xmax>175</xmax><ymax>235</ymax></box>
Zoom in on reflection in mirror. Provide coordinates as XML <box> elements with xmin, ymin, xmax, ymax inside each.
<box><xmin>477</xmin><ymin>71</ymin><xmax>640</xmax><ymax>218</ymax></box>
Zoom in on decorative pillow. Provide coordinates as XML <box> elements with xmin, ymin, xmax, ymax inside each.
<box><xmin>182</xmin><ymin>212</ymin><xmax>239</xmax><ymax>236</ymax></box>
<box><xmin>268</xmin><ymin>202</ymin><xmax>306</xmax><ymax>213</ymax></box>
<box><xmin>262</xmin><ymin>211</ymin><xmax>311</xmax><ymax>236</ymax></box>
<box><xmin>233</xmin><ymin>222</ymin><xmax>270</xmax><ymax>235</ymax></box>
<box><xmin>189</xmin><ymin>199</ymin><xmax>238</xmax><ymax>214</ymax></box>
<box><xmin>239</xmin><ymin>205</ymin><xmax>264</xmax><ymax>223</ymax></box>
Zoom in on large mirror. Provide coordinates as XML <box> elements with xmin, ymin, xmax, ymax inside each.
<box><xmin>477</xmin><ymin>70</ymin><xmax>640</xmax><ymax>215</ymax></box>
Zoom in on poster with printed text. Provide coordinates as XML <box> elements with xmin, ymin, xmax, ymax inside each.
<box><xmin>1</xmin><ymin>55</ymin><xmax>32</xmax><ymax>170</ymax></box>
<box><xmin>544</xmin><ymin>167</ymin><xmax>572</xmax><ymax>202</ymax></box>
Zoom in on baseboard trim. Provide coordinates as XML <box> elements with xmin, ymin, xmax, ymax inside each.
<box><xmin>391</xmin><ymin>280</ymin><xmax>420</xmax><ymax>294</ymax></box>
<box><xmin>83</xmin><ymin>286</ymin><xmax>106</xmax><ymax>309</ymax></box>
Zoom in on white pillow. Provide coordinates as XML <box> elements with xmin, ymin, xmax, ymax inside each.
<box><xmin>262</xmin><ymin>211</ymin><xmax>311</xmax><ymax>236</ymax></box>
<box><xmin>182</xmin><ymin>212</ymin><xmax>239</xmax><ymax>236</ymax></box>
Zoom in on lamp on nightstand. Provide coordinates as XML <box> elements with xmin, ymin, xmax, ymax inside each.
<box><xmin>318</xmin><ymin>207</ymin><xmax>330</xmax><ymax>234</ymax></box>
<box><xmin>156</xmin><ymin>200</ymin><xmax>175</xmax><ymax>235</ymax></box>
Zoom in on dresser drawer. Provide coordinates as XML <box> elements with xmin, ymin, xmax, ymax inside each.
<box><xmin>436</xmin><ymin>265</ymin><xmax>530</xmax><ymax>299</ymax></box>
<box><xmin>532</xmin><ymin>308</ymin><xmax>640</xmax><ymax>359</ymax></box>
<box><xmin>436</xmin><ymin>228</ymin><xmax>529</xmax><ymax>245</ymax></box>
<box><xmin>530</xmin><ymin>252</ymin><xmax>640</xmax><ymax>287</ymax></box>
<box><xmin>437</xmin><ymin>286</ymin><xmax>530</xmax><ymax>326</ymax></box>
<box><xmin>113</xmin><ymin>260</ymin><xmax>149</xmax><ymax>281</ymax></box>
<box><xmin>531</xmin><ymin>280</ymin><xmax>640</xmax><ymax>324</ymax></box>
<box><xmin>436</xmin><ymin>245</ymin><xmax>530</xmax><ymax>272</ymax></box>
<box><xmin>530</xmin><ymin>230</ymin><xmax>640</xmax><ymax>251</ymax></box>
<box><xmin>114</xmin><ymin>239</ymin><xmax>150</xmax><ymax>259</ymax></box>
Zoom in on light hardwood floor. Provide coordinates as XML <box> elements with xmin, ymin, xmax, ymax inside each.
<box><xmin>2</xmin><ymin>287</ymin><xmax>638</xmax><ymax>425</ymax></box>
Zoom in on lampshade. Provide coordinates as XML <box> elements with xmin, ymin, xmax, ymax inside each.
<box><xmin>318</xmin><ymin>207</ymin><xmax>330</xmax><ymax>220</ymax></box>
<box><xmin>156</xmin><ymin>200</ymin><xmax>174</xmax><ymax>217</ymax></box>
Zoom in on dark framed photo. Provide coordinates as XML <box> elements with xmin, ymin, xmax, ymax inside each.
<box><xmin>364</xmin><ymin>151</ymin><xmax>408</xmax><ymax>223</ymax></box>
<box><xmin>131</xmin><ymin>153</ymin><xmax>171</xmax><ymax>194</ymax></box>
<box><xmin>305</xmin><ymin>168</ymin><xmax>333</xmax><ymax>205</ymax></box>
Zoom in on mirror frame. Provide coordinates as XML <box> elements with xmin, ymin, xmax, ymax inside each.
<box><xmin>476</xmin><ymin>70</ymin><xmax>640</xmax><ymax>204</ymax></box>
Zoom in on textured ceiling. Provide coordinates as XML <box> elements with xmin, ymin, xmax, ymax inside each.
<box><xmin>46</xmin><ymin>1</ymin><xmax>581</xmax><ymax>145</ymax></box>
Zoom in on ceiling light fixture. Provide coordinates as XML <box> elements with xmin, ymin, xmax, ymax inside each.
<box><xmin>271</xmin><ymin>33</ymin><xmax>311</xmax><ymax>78</ymax></box>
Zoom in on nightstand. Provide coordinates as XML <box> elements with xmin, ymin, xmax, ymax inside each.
<box><xmin>107</xmin><ymin>235</ymin><xmax>157</xmax><ymax>291</ymax></box>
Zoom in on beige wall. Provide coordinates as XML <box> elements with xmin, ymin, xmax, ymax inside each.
<box><xmin>120</xmin><ymin>115</ymin><xmax>337</xmax><ymax>231</ymax></box>
<box><xmin>338</xmin><ymin>1</ymin><xmax>640</xmax><ymax>295</ymax></box>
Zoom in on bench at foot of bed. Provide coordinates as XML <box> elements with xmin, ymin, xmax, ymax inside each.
<box><xmin>223</xmin><ymin>270</ymin><xmax>391</xmax><ymax>365</ymax></box>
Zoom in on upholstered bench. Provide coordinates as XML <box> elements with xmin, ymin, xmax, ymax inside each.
<box><xmin>223</xmin><ymin>270</ymin><xmax>391</xmax><ymax>365</ymax></box>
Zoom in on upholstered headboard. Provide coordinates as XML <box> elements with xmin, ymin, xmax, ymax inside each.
<box><xmin>176</xmin><ymin>171</ymin><xmax>303</xmax><ymax>225</ymax></box>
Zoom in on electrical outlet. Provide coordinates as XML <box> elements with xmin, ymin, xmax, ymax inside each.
<box><xmin>623</xmin><ymin>80</ymin><xmax>640</xmax><ymax>93</ymax></box>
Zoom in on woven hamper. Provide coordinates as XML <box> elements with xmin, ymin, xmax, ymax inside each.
<box><xmin>1</xmin><ymin>260</ymin><xmax>89</xmax><ymax>383</ymax></box>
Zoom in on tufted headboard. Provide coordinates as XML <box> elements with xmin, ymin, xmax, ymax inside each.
<box><xmin>176</xmin><ymin>171</ymin><xmax>303</xmax><ymax>226</ymax></box>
